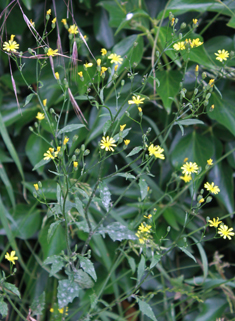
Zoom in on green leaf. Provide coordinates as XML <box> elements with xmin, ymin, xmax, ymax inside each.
<box><xmin>152</xmin><ymin>71</ymin><xmax>182</xmax><ymax>113</ymax></box>
<box><xmin>75</xmin><ymin>197</ymin><xmax>85</xmax><ymax>216</ymax></box>
<box><xmin>127</xmin><ymin>256</ymin><xmax>136</xmax><ymax>274</ymax></box>
<box><xmin>179</xmin><ymin>247</ymin><xmax>196</xmax><ymax>263</ymax></box>
<box><xmin>0</xmin><ymin>299</ymin><xmax>8</xmax><ymax>317</ymax></box>
<box><xmin>24</xmin><ymin>93</ymin><xmax>34</xmax><ymax>107</ymax></box>
<box><xmin>0</xmin><ymin>162</ymin><xmax>15</xmax><ymax>208</ymax></box>
<box><xmin>24</xmin><ymin>180</ymin><xmax>57</xmax><ymax>200</ymax></box>
<box><xmin>137</xmin><ymin>255</ymin><xmax>146</xmax><ymax>283</ymax></box>
<box><xmin>176</xmin><ymin>119</ymin><xmax>204</xmax><ymax>126</ymax></box>
<box><xmin>150</xmin><ymin>254</ymin><xmax>161</xmax><ymax>269</ymax></box>
<box><xmin>113</xmin><ymin>172</ymin><xmax>136</xmax><ymax>180</ymax></box>
<box><xmin>137</xmin><ymin>299</ymin><xmax>157</xmax><ymax>321</ymax></box>
<box><xmin>126</xmin><ymin>146</ymin><xmax>143</xmax><ymax>157</ymax></box>
<box><xmin>57</xmin><ymin>280</ymin><xmax>80</xmax><ymax>308</ymax></box>
<box><xmin>22</xmin><ymin>0</ymin><xmax>32</xmax><ymax>10</ymax></box>
<box><xmin>115</xmin><ymin>9</ymin><xmax>150</xmax><ymax>35</ymax></box>
<box><xmin>44</xmin><ymin>255</ymin><xmax>65</xmax><ymax>276</ymax></box>
<box><xmin>57</xmin><ymin>124</ymin><xmax>86</xmax><ymax>135</ymax></box>
<box><xmin>98</xmin><ymin>1</ymin><xmax>125</xmax><ymax>28</ymax></box>
<box><xmin>32</xmin><ymin>158</ymin><xmax>50</xmax><ymax>171</ymax></box>
<box><xmin>30</xmin><ymin>292</ymin><xmax>45</xmax><ymax>316</ymax></box>
<box><xmin>194</xmin><ymin>298</ymin><xmax>227</xmax><ymax>321</ymax></box>
<box><xmin>190</xmin><ymin>236</ymin><xmax>208</xmax><ymax>281</ymax></box>
<box><xmin>99</xmin><ymin>181</ymin><xmax>111</xmax><ymax>212</ymax></box>
<box><xmin>3</xmin><ymin>282</ymin><xmax>21</xmax><ymax>298</ymax></box>
<box><xmin>225</xmin><ymin>142</ymin><xmax>235</xmax><ymax>169</ymax></box>
<box><xmin>78</xmin><ymin>256</ymin><xmax>97</xmax><ymax>281</ymax></box>
<box><xmin>163</xmin><ymin>207</ymin><xmax>180</xmax><ymax>231</ymax></box>
<box><xmin>227</xmin><ymin>16</ymin><xmax>235</xmax><ymax>28</ymax></box>
<box><xmin>74</xmin><ymin>270</ymin><xmax>94</xmax><ymax>289</ymax></box>
<box><xmin>113</xmin><ymin>127</ymin><xmax>131</xmax><ymax>142</ymax></box>
<box><xmin>94</xmin><ymin>8</ymin><xmax>114</xmax><ymax>48</ymax></box>
<box><xmin>138</xmin><ymin>178</ymin><xmax>148</xmax><ymax>200</ymax></box>
<box><xmin>47</xmin><ymin>221</ymin><xmax>63</xmax><ymax>243</ymax></box>
<box><xmin>98</xmin><ymin>222</ymin><xmax>137</xmax><ymax>242</ymax></box>
<box><xmin>103</xmin><ymin>120</ymin><xmax>112</xmax><ymax>136</ymax></box>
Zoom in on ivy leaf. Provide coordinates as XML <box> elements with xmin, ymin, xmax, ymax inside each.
<box><xmin>99</xmin><ymin>181</ymin><xmax>111</xmax><ymax>212</ymax></box>
<box><xmin>78</xmin><ymin>256</ymin><xmax>97</xmax><ymax>282</ymax></box>
<box><xmin>74</xmin><ymin>270</ymin><xmax>94</xmax><ymax>289</ymax></box>
<box><xmin>137</xmin><ymin>299</ymin><xmax>157</xmax><ymax>321</ymax></box>
<box><xmin>44</xmin><ymin>255</ymin><xmax>65</xmax><ymax>276</ymax></box>
<box><xmin>0</xmin><ymin>299</ymin><xmax>8</xmax><ymax>317</ymax></box>
<box><xmin>30</xmin><ymin>292</ymin><xmax>45</xmax><ymax>316</ymax></box>
<box><xmin>57</xmin><ymin>280</ymin><xmax>80</xmax><ymax>308</ymax></box>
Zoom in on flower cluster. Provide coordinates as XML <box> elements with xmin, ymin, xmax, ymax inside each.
<box><xmin>148</xmin><ymin>144</ymin><xmax>165</xmax><ymax>160</ymax></box>
<box><xmin>136</xmin><ymin>223</ymin><xmax>152</xmax><ymax>244</ymax></box>
<box><xmin>173</xmin><ymin>38</ymin><xmax>203</xmax><ymax>51</ymax></box>
<box><xmin>214</xmin><ymin>49</ymin><xmax>229</xmax><ymax>62</ymax></box>
<box><xmin>5</xmin><ymin>251</ymin><xmax>18</xmax><ymax>264</ymax></box>
<box><xmin>100</xmin><ymin>136</ymin><xmax>117</xmax><ymax>152</ymax></box>
<box><xmin>43</xmin><ymin>147</ymin><xmax>61</xmax><ymax>160</ymax></box>
<box><xmin>208</xmin><ymin>217</ymin><xmax>234</xmax><ymax>240</ymax></box>
<box><xmin>3</xmin><ymin>35</ymin><xmax>19</xmax><ymax>53</ymax></box>
<box><xmin>180</xmin><ymin>161</ymin><xmax>198</xmax><ymax>182</ymax></box>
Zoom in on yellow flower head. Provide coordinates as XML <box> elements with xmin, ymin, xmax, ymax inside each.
<box><xmin>73</xmin><ymin>161</ymin><xmax>78</xmax><ymax>168</ymax></box>
<box><xmin>78</xmin><ymin>71</ymin><xmax>83</xmax><ymax>77</ymax></box>
<box><xmin>54</xmin><ymin>72</ymin><xmax>60</xmax><ymax>80</ymax></box>
<box><xmin>138</xmin><ymin>107</ymin><xmax>142</xmax><ymax>113</ymax></box>
<box><xmin>101</xmin><ymin>48</ymin><xmax>107</xmax><ymax>55</ymax></box>
<box><xmin>120</xmin><ymin>124</ymin><xmax>126</xmax><ymax>132</ymax></box>
<box><xmin>124</xmin><ymin>139</ymin><xmax>130</xmax><ymax>146</ymax></box>
<box><xmin>180</xmin><ymin>174</ymin><xmax>192</xmax><ymax>183</ymax></box>
<box><xmin>34</xmin><ymin>183</ymin><xmax>39</xmax><ymax>191</ymax></box>
<box><xmin>68</xmin><ymin>24</ymin><xmax>78</xmax><ymax>34</ymax></box>
<box><xmin>148</xmin><ymin>144</ymin><xmax>165</xmax><ymax>160</ymax></box>
<box><xmin>43</xmin><ymin>148</ymin><xmax>57</xmax><ymax>160</ymax></box>
<box><xmin>3</xmin><ymin>35</ymin><xmax>19</xmax><ymax>53</ymax></box>
<box><xmin>61</xmin><ymin>19</ymin><xmax>67</xmax><ymax>25</ymax></box>
<box><xmin>114</xmin><ymin>64</ymin><xmax>118</xmax><ymax>71</ymax></box>
<box><xmin>63</xmin><ymin>137</ymin><xmax>69</xmax><ymax>145</ymax></box>
<box><xmin>30</xmin><ymin>19</ymin><xmax>35</xmax><ymax>27</ymax></box>
<box><xmin>190</xmin><ymin>38</ymin><xmax>203</xmax><ymax>48</ymax></box>
<box><xmin>181</xmin><ymin>162</ymin><xmax>198</xmax><ymax>175</ymax></box>
<box><xmin>195</xmin><ymin>65</ymin><xmax>199</xmax><ymax>72</ymax></box>
<box><xmin>108</xmin><ymin>53</ymin><xmax>123</xmax><ymax>65</ymax></box>
<box><xmin>58</xmin><ymin>307</ymin><xmax>68</xmax><ymax>315</ymax></box>
<box><xmin>43</xmin><ymin>99</ymin><xmax>47</xmax><ymax>106</ymax></box>
<box><xmin>47</xmin><ymin>48</ymin><xmax>58</xmax><ymax>57</ymax></box>
<box><xmin>209</xmin><ymin>79</ymin><xmax>215</xmax><ymax>86</ymax></box>
<box><xmin>211</xmin><ymin>104</ymin><xmax>215</xmax><ymax>110</ymax></box>
<box><xmin>171</xmin><ymin>18</ymin><xmax>175</xmax><ymax>26</ymax></box>
<box><xmin>84</xmin><ymin>62</ymin><xmax>93</xmax><ymax>68</ymax></box>
<box><xmin>100</xmin><ymin>67</ymin><xmax>107</xmax><ymax>76</ymax></box>
<box><xmin>5</xmin><ymin>251</ymin><xmax>18</xmax><ymax>264</ymax></box>
<box><xmin>198</xmin><ymin>198</ymin><xmax>204</xmax><ymax>204</ymax></box>
<box><xmin>207</xmin><ymin>158</ymin><xmax>213</xmax><ymax>165</ymax></box>
<box><xmin>204</xmin><ymin>182</ymin><xmax>220</xmax><ymax>194</ymax></box>
<box><xmin>215</xmin><ymin>49</ymin><xmax>229</xmax><ymax>62</ymax></box>
<box><xmin>47</xmin><ymin>9</ymin><xmax>51</xmax><ymax>15</ymax></box>
<box><xmin>183</xmin><ymin>157</ymin><xmax>188</xmax><ymax>163</ymax></box>
<box><xmin>173</xmin><ymin>42</ymin><xmax>185</xmax><ymax>51</ymax></box>
<box><xmin>36</xmin><ymin>112</ymin><xmax>45</xmax><ymax>120</ymax></box>
<box><xmin>52</xmin><ymin>17</ymin><xmax>56</xmax><ymax>24</ymax></box>
<box><xmin>100</xmin><ymin>136</ymin><xmax>116</xmax><ymax>152</ymax></box>
<box><xmin>97</xmin><ymin>58</ymin><xmax>101</xmax><ymax>66</ymax></box>
<box><xmin>208</xmin><ymin>217</ymin><xmax>222</xmax><ymax>228</ymax></box>
<box><xmin>128</xmin><ymin>95</ymin><xmax>145</xmax><ymax>106</ymax></box>
<box><xmin>193</xmin><ymin>19</ymin><xmax>198</xmax><ymax>24</ymax></box>
<box><xmin>218</xmin><ymin>225</ymin><xmax>234</xmax><ymax>240</ymax></box>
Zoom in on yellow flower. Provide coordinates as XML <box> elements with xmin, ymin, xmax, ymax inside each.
<box><xmin>100</xmin><ymin>66</ymin><xmax>107</xmax><ymax>75</ymax></box>
<box><xmin>148</xmin><ymin>144</ymin><xmax>165</xmax><ymax>159</ymax></box>
<box><xmin>5</xmin><ymin>251</ymin><xmax>18</xmax><ymax>264</ymax></box>
<box><xmin>73</xmin><ymin>161</ymin><xmax>78</xmax><ymax>168</ymax></box>
<box><xmin>211</xmin><ymin>104</ymin><xmax>215</xmax><ymax>110</ymax></box>
<box><xmin>101</xmin><ymin>48</ymin><xmax>107</xmax><ymax>55</ymax></box>
<box><xmin>138</xmin><ymin>223</ymin><xmax>152</xmax><ymax>233</ymax></box>
<box><xmin>43</xmin><ymin>99</ymin><xmax>47</xmax><ymax>106</ymax></box>
<box><xmin>128</xmin><ymin>95</ymin><xmax>145</xmax><ymax>106</ymax></box>
<box><xmin>209</xmin><ymin>79</ymin><xmax>215</xmax><ymax>86</ymax></box>
<box><xmin>34</xmin><ymin>183</ymin><xmax>39</xmax><ymax>191</ymax></box>
<box><xmin>138</xmin><ymin>107</ymin><xmax>142</xmax><ymax>112</ymax></box>
<box><xmin>124</xmin><ymin>139</ymin><xmax>130</xmax><ymax>146</ymax></box>
<box><xmin>171</xmin><ymin>18</ymin><xmax>175</xmax><ymax>26</ymax></box>
<box><xmin>47</xmin><ymin>48</ymin><xmax>58</xmax><ymax>57</ymax></box>
<box><xmin>180</xmin><ymin>174</ymin><xmax>192</xmax><ymax>183</ymax></box>
<box><xmin>204</xmin><ymin>182</ymin><xmax>220</xmax><ymax>194</ymax></box>
<box><xmin>47</xmin><ymin>9</ymin><xmax>51</xmax><ymax>15</ymax></box>
<box><xmin>3</xmin><ymin>35</ymin><xmax>19</xmax><ymax>52</ymax></box>
<box><xmin>114</xmin><ymin>65</ymin><xmax>118</xmax><ymax>71</ymax></box>
<box><xmin>207</xmin><ymin>158</ymin><xmax>213</xmax><ymax>165</ymax></box>
<box><xmin>78</xmin><ymin>71</ymin><xmax>83</xmax><ymax>77</ymax></box>
<box><xmin>173</xmin><ymin>42</ymin><xmax>185</xmax><ymax>51</ymax></box>
<box><xmin>58</xmin><ymin>307</ymin><xmax>68</xmax><ymax>315</ymax></box>
<box><xmin>215</xmin><ymin>49</ymin><xmax>229</xmax><ymax>62</ymax></box>
<box><xmin>36</xmin><ymin>112</ymin><xmax>45</xmax><ymax>120</ymax></box>
<box><xmin>193</xmin><ymin>19</ymin><xmax>198</xmax><ymax>24</ymax></box>
<box><xmin>208</xmin><ymin>217</ymin><xmax>222</xmax><ymax>228</ymax></box>
<box><xmin>218</xmin><ymin>225</ymin><xmax>234</xmax><ymax>240</ymax></box>
<box><xmin>68</xmin><ymin>24</ymin><xmax>78</xmax><ymax>34</ymax></box>
<box><xmin>100</xmin><ymin>136</ymin><xmax>116</xmax><ymax>152</ymax></box>
<box><xmin>190</xmin><ymin>38</ymin><xmax>203</xmax><ymax>48</ymax></box>
<box><xmin>43</xmin><ymin>148</ymin><xmax>56</xmax><ymax>160</ymax></box>
<box><xmin>50</xmin><ymin>308</ymin><xmax>54</xmax><ymax>312</ymax></box>
<box><xmin>195</xmin><ymin>65</ymin><xmax>199</xmax><ymax>72</ymax></box>
<box><xmin>183</xmin><ymin>157</ymin><xmax>188</xmax><ymax>163</ymax></box>
<box><xmin>120</xmin><ymin>124</ymin><xmax>126</xmax><ymax>131</ymax></box>
<box><xmin>144</xmin><ymin>214</ymin><xmax>152</xmax><ymax>219</ymax></box>
<box><xmin>30</xmin><ymin>19</ymin><xmax>35</xmax><ymax>26</ymax></box>
<box><xmin>84</xmin><ymin>62</ymin><xmax>93</xmax><ymax>68</ymax></box>
<box><xmin>63</xmin><ymin>137</ymin><xmax>69</xmax><ymax>145</ymax></box>
<box><xmin>198</xmin><ymin>198</ymin><xmax>204</xmax><ymax>204</ymax></box>
<box><xmin>52</xmin><ymin>17</ymin><xmax>56</xmax><ymax>24</ymax></box>
<box><xmin>108</xmin><ymin>53</ymin><xmax>123</xmax><ymax>65</ymax></box>
<box><xmin>181</xmin><ymin>162</ymin><xmax>198</xmax><ymax>175</ymax></box>
<box><xmin>136</xmin><ymin>223</ymin><xmax>152</xmax><ymax>244</ymax></box>
<box><xmin>97</xmin><ymin>58</ymin><xmax>101</xmax><ymax>66</ymax></box>
<box><xmin>61</xmin><ymin>19</ymin><xmax>67</xmax><ymax>25</ymax></box>
<box><xmin>54</xmin><ymin>72</ymin><xmax>60</xmax><ymax>80</ymax></box>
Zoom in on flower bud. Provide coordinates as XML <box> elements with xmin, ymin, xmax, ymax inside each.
<box><xmin>180</xmin><ymin>22</ymin><xmax>186</xmax><ymax>29</ymax></box>
<box><xmin>194</xmin><ymin>88</ymin><xmax>198</xmax><ymax>95</ymax></box>
<box><xmin>84</xmin><ymin>149</ymin><xmax>90</xmax><ymax>156</ymax></box>
<box><xmin>75</xmin><ymin>148</ymin><xmax>80</xmax><ymax>155</ymax></box>
<box><xmin>202</xmin><ymin>72</ymin><xmax>207</xmax><ymax>79</ymax></box>
<box><xmin>179</xmin><ymin>33</ymin><xmax>182</xmax><ymax>39</ymax></box>
<box><xmin>167</xmin><ymin>226</ymin><xmax>171</xmax><ymax>232</ymax></box>
<box><xmin>121</xmin><ymin>80</ymin><xmax>125</xmax><ymax>86</ymax></box>
<box><xmin>73</xmin><ymin>135</ymin><xmax>78</xmax><ymax>142</ymax></box>
<box><xmin>29</xmin><ymin>126</ymin><xmax>33</xmax><ymax>132</ymax></box>
<box><xmin>206</xmin><ymin>93</ymin><xmax>211</xmax><ymax>100</ymax></box>
<box><xmin>81</xmin><ymin>144</ymin><xmax>85</xmax><ymax>151</ymax></box>
<box><xmin>206</xmin><ymin>196</ymin><xmax>212</xmax><ymax>203</ymax></box>
<box><xmin>72</xmin><ymin>155</ymin><xmax>76</xmax><ymax>161</ymax></box>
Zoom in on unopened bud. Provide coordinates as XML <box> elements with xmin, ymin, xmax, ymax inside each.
<box><xmin>29</xmin><ymin>126</ymin><xmax>33</xmax><ymax>132</ymax></box>
<box><xmin>167</xmin><ymin>226</ymin><xmax>171</xmax><ymax>232</ymax></box>
<box><xmin>84</xmin><ymin>149</ymin><xmax>90</xmax><ymax>156</ymax></box>
<box><xmin>179</xmin><ymin>33</ymin><xmax>182</xmax><ymax>39</ymax></box>
<box><xmin>72</xmin><ymin>155</ymin><xmax>76</xmax><ymax>161</ymax></box>
<box><xmin>180</xmin><ymin>22</ymin><xmax>186</xmax><ymax>29</ymax></box>
<box><xmin>194</xmin><ymin>88</ymin><xmax>198</xmax><ymax>95</ymax></box>
<box><xmin>81</xmin><ymin>144</ymin><xmax>85</xmax><ymax>151</ymax></box>
<box><xmin>202</xmin><ymin>72</ymin><xmax>207</xmax><ymax>79</ymax></box>
<box><xmin>75</xmin><ymin>148</ymin><xmax>80</xmax><ymax>155</ymax></box>
<box><xmin>206</xmin><ymin>196</ymin><xmax>212</xmax><ymax>203</ymax></box>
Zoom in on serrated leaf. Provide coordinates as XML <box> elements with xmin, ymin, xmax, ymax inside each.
<box><xmin>78</xmin><ymin>256</ymin><xmax>97</xmax><ymax>281</ymax></box>
<box><xmin>30</xmin><ymin>292</ymin><xmax>45</xmax><ymax>316</ymax></box>
<box><xmin>3</xmin><ymin>282</ymin><xmax>21</xmax><ymax>298</ymax></box>
<box><xmin>126</xmin><ymin>146</ymin><xmax>143</xmax><ymax>157</ymax></box>
<box><xmin>127</xmin><ymin>256</ymin><xmax>136</xmax><ymax>274</ymax></box>
<box><xmin>138</xmin><ymin>299</ymin><xmax>157</xmax><ymax>321</ymax></box>
<box><xmin>57</xmin><ymin>280</ymin><xmax>80</xmax><ymax>308</ymax></box>
<box><xmin>44</xmin><ymin>255</ymin><xmax>65</xmax><ymax>276</ymax></box>
<box><xmin>179</xmin><ymin>247</ymin><xmax>197</xmax><ymax>263</ymax></box>
<box><xmin>57</xmin><ymin>124</ymin><xmax>85</xmax><ymax>136</ymax></box>
<box><xmin>47</xmin><ymin>221</ymin><xmax>62</xmax><ymax>243</ymax></box>
<box><xmin>176</xmin><ymin>119</ymin><xmax>204</xmax><ymax>126</ymax></box>
<box><xmin>103</xmin><ymin>120</ymin><xmax>112</xmax><ymax>136</ymax></box>
<box><xmin>150</xmin><ymin>254</ymin><xmax>161</xmax><ymax>269</ymax></box>
<box><xmin>139</xmin><ymin>178</ymin><xmax>148</xmax><ymax>200</ymax></box>
<box><xmin>74</xmin><ymin>270</ymin><xmax>94</xmax><ymax>289</ymax></box>
<box><xmin>24</xmin><ymin>93</ymin><xmax>34</xmax><ymax>107</ymax></box>
<box><xmin>113</xmin><ymin>172</ymin><xmax>135</xmax><ymax>180</ymax></box>
<box><xmin>32</xmin><ymin>158</ymin><xmax>50</xmax><ymax>171</ymax></box>
<box><xmin>98</xmin><ymin>222</ymin><xmax>137</xmax><ymax>241</ymax></box>
<box><xmin>99</xmin><ymin>181</ymin><xmax>111</xmax><ymax>212</ymax></box>
<box><xmin>137</xmin><ymin>255</ymin><xmax>146</xmax><ymax>283</ymax></box>
<box><xmin>0</xmin><ymin>300</ymin><xmax>8</xmax><ymax>317</ymax></box>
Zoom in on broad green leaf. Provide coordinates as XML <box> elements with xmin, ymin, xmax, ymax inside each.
<box><xmin>78</xmin><ymin>256</ymin><xmax>97</xmax><ymax>281</ymax></box>
<box><xmin>32</xmin><ymin>158</ymin><xmax>50</xmax><ymax>171</ymax></box>
<box><xmin>57</xmin><ymin>280</ymin><xmax>80</xmax><ymax>308</ymax></box>
<box><xmin>22</xmin><ymin>0</ymin><xmax>32</xmax><ymax>10</ymax></box>
<box><xmin>209</xmin><ymin>91</ymin><xmax>235</xmax><ymax>136</ymax></box>
<box><xmin>0</xmin><ymin>300</ymin><xmax>8</xmax><ymax>317</ymax></box>
<box><xmin>151</xmin><ymin>70</ymin><xmax>182</xmax><ymax>113</ymax></box>
<box><xmin>179</xmin><ymin>247</ymin><xmax>196</xmax><ymax>263</ymax></box>
<box><xmin>176</xmin><ymin>119</ymin><xmax>204</xmax><ymax>126</ymax></box>
<box><xmin>3</xmin><ymin>282</ymin><xmax>21</xmax><ymax>298</ymax></box>
<box><xmin>225</xmin><ymin>142</ymin><xmax>235</xmax><ymax>169</ymax></box>
<box><xmin>47</xmin><ymin>221</ymin><xmax>63</xmax><ymax>243</ymax></box>
<box><xmin>98</xmin><ymin>222</ymin><xmax>137</xmax><ymax>242</ymax></box>
<box><xmin>30</xmin><ymin>292</ymin><xmax>45</xmax><ymax>316</ymax></box>
<box><xmin>137</xmin><ymin>299</ymin><xmax>157</xmax><ymax>321</ymax></box>
<box><xmin>98</xmin><ymin>1</ymin><xmax>125</xmax><ymax>28</ymax></box>
<box><xmin>0</xmin><ymin>162</ymin><xmax>15</xmax><ymax>208</ymax></box>
<box><xmin>137</xmin><ymin>255</ymin><xmax>146</xmax><ymax>283</ymax></box>
<box><xmin>44</xmin><ymin>255</ymin><xmax>65</xmax><ymax>276</ymax></box>
<box><xmin>158</xmin><ymin>26</ymin><xmax>181</xmax><ymax>67</ymax></box>
<box><xmin>74</xmin><ymin>270</ymin><xmax>94</xmax><ymax>289</ymax></box>
<box><xmin>99</xmin><ymin>181</ymin><xmax>111</xmax><ymax>212</ymax></box>
<box><xmin>126</xmin><ymin>146</ymin><xmax>143</xmax><ymax>157</ymax></box>
<box><xmin>57</xmin><ymin>124</ymin><xmax>86</xmax><ymax>135</ymax></box>
<box><xmin>194</xmin><ymin>298</ymin><xmax>227</xmax><ymax>321</ymax></box>
<box><xmin>227</xmin><ymin>16</ymin><xmax>235</xmax><ymax>28</ymax></box>
<box><xmin>94</xmin><ymin>8</ymin><xmax>114</xmax><ymax>48</ymax></box>
<box><xmin>115</xmin><ymin>9</ymin><xmax>150</xmax><ymax>35</ymax></box>
<box><xmin>75</xmin><ymin>197</ymin><xmax>85</xmax><ymax>216</ymax></box>
<box><xmin>138</xmin><ymin>178</ymin><xmax>148</xmax><ymax>200</ymax></box>
<box><xmin>163</xmin><ymin>207</ymin><xmax>180</xmax><ymax>231</ymax></box>
<box><xmin>24</xmin><ymin>180</ymin><xmax>57</xmax><ymax>200</ymax></box>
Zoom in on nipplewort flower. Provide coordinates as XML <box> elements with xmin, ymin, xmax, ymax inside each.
<box><xmin>100</xmin><ymin>136</ymin><xmax>116</xmax><ymax>152</ymax></box>
<box><xmin>208</xmin><ymin>217</ymin><xmax>222</xmax><ymax>228</ymax></box>
<box><xmin>204</xmin><ymin>182</ymin><xmax>220</xmax><ymax>194</ymax></box>
<box><xmin>215</xmin><ymin>49</ymin><xmax>229</xmax><ymax>62</ymax></box>
<box><xmin>5</xmin><ymin>251</ymin><xmax>18</xmax><ymax>264</ymax></box>
<box><xmin>218</xmin><ymin>225</ymin><xmax>234</xmax><ymax>240</ymax></box>
<box><xmin>181</xmin><ymin>162</ymin><xmax>198</xmax><ymax>175</ymax></box>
